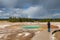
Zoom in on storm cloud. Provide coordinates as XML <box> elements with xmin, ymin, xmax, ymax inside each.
<box><xmin>0</xmin><ymin>0</ymin><xmax>60</xmax><ymax>19</ymax></box>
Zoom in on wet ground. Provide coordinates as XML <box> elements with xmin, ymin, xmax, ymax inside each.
<box><xmin>0</xmin><ymin>22</ymin><xmax>60</xmax><ymax>40</ymax></box>
<box><xmin>0</xmin><ymin>29</ymin><xmax>35</xmax><ymax>40</ymax></box>
<box><xmin>0</xmin><ymin>29</ymin><xmax>60</xmax><ymax>40</ymax></box>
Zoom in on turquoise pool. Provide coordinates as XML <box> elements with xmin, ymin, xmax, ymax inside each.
<box><xmin>22</xmin><ymin>26</ymin><xmax>40</xmax><ymax>29</ymax></box>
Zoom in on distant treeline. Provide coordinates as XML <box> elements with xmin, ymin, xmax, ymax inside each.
<box><xmin>0</xmin><ymin>17</ymin><xmax>60</xmax><ymax>22</ymax></box>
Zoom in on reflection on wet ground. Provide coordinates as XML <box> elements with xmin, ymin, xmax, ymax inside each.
<box><xmin>0</xmin><ymin>29</ymin><xmax>35</xmax><ymax>40</ymax></box>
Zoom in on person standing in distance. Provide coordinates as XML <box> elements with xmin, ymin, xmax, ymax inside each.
<box><xmin>47</xmin><ymin>21</ymin><xmax>51</xmax><ymax>32</ymax></box>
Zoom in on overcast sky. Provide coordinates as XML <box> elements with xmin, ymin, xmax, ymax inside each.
<box><xmin>0</xmin><ymin>0</ymin><xmax>60</xmax><ymax>19</ymax></box>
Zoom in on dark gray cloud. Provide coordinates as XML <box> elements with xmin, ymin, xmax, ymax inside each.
<box><xmin>12</xmin><ymin>0</ymin><xmax>60</xmax><ymax>9</ymax></box>
<box><xmin>0</xmin><ymin>0</ymin><xmax>60</xmax><ymax>9</ymax></box>
<box><xmin>0</xmin><ymin>0</ymin><xmax>60</xmax><ymax>19</ymax></box>
<box><xmin>44</xmin><ymin>0</ymin><xmax>60</xmax><ymax>9</ymax></box>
